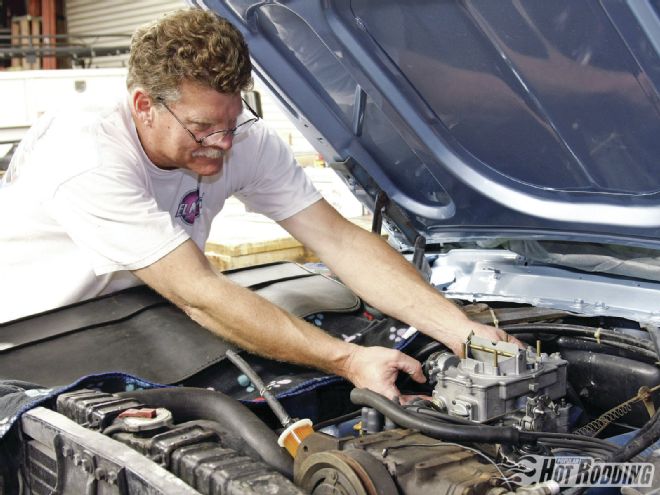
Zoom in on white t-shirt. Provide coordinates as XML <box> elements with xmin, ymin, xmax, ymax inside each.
<box><xmin>0</xmin><ymin>95</ymin><xmax>321</xmax><ymax>323</ymax></box>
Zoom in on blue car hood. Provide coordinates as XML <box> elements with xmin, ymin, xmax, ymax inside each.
<box><xmin>196</xmin><ymin>0</ymin><xmax>660</xmax><ymax>249</ymax></box>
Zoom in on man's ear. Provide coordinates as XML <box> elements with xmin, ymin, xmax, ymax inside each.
<box><xmin>132</xmin><ymin>89</ymin><xmax>154</xmax><ymax>126</ymax></box>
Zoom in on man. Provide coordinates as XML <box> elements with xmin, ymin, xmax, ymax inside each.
<box><xmin>0</xmin><ymin>8</ymin><xmax>519</xmax><ymax>399</ymax></box>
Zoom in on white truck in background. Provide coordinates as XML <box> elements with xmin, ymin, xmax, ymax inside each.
<box><xmin>0</xmin><ymin>68</ymin><xmax>128</xmax><ymax>171</ymax></box>
<box><xmin>0</xmin><ymin>68</ymin><xmax>127</xmax><ymax>144</ymax></box>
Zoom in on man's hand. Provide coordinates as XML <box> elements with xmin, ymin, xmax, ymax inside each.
<box><xmin>341</xmin><ymin>345</ymin><xmax>426</xmax><ymax>400</ymax></box>
<box><xmin>338</xmin><ymin>321</ymin><xmax>522</xmax><ymax>400</ymax></box>
<box><xmin>432</xmin><ymin>320</ymin><xmax>526</xmax><ymax>357</ymax></box>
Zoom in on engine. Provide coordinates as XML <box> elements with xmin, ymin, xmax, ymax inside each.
<box><xmin>290</xmin><ymin>335</ymin><xmax>575</xmax><ymax>495</ymax></box>
<box><xmin>293</xmin><ymin>428</ymin><xmax>506</xmax><ymax>495</ymax></box>
<box><xmin>425</xmin><ymin>334</ymin><xmax>570</xmax><ymax>431</ymax></box>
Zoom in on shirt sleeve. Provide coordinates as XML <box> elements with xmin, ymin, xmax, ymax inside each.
<box><xmin>233</xmin><ymin>123</ymin><xmax>322</xmax><ymax>221</ymax></box>
<box><xmin>44</xmin><ymin>162</ymin><xmax>189</xmax><ymax>276</ymax></box>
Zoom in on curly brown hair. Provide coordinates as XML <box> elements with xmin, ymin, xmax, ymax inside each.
<box><xmin>127</xmin><ymin>8</ymin><xmax>252</xmax><ymax>101</ymax></box>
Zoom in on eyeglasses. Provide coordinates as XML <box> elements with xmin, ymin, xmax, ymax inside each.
<box><xmin>156</xmin><ymin>96</ymin><xmax>260</xmax><ymax>146</ymax></box>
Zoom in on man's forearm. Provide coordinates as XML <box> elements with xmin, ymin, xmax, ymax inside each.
<box><xmin>184</xmin><ymin>275</ymin><xmax>359</xmax><ymax>373</ymax></box>
<box><xmin>317</xmin><ymin>224</ymin><xmax>474</xmax><ymax>341</ymax></box>
<box><xmin>134</xmin><ymin>239</ymin><xmax>357</xmax><ymax>378</ymax></box>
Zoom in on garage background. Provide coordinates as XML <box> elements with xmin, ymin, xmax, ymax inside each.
<box><xmin>0</xmin><ymin>0</ymin><xmax>316</xmax><ymax>159</ymax></box>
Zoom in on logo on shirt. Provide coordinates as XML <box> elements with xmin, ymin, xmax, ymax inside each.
<box><xmin>176</xmin><ymin>189</ymin><xmax>203</xmax><ymax>225</ymax></box>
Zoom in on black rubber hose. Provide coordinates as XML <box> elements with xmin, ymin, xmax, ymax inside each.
<box><xmin>412</xmin><ymin>341</ymin><xmax>445</xmax><ymax>361</ymax></box>
<box><xmin>561</xmin><ymin>414</ymin><xmax>660</xmax><ymax>495</ymax></box>
<box><xmin>525</xmin><ymin>430</ymin><xmax>620</xmax><ymax>452</ymax></box>
<box><xmin>505</xmin><ymin>329</ymin><xmax>657</xmax><ymax>361</ymax></box>
<box><xmin>351</xmin><ymin>389</ymin><xmax>623</xmax><ymax>451</ymax></box>
<box><xmin>225</xmin><ymin>349</ymin><xmax>292</xmax><ymax>427</ymax></box>
<box><xmin>403</xmin><ymin>405</ymin><xmax>477</xmax><ymax>425</ymax></box>
<box><xmin>565</xmin><ymin>336</ymin><xmax>658</xmax><ymax>360</ymax></box>
<box><xmin>647</xmin><ymin>325</ymin><xmax>660</xmax><ymax>360</ymax></box>
<box><xmin>501</xmin><ymin>323</ymin><xmax>656</xmax><ymax>353</ymax></box>
<box><xmin>557</xmin><ymin>337</ymin><xmax>658</xmax><ymax>367</ymax></box>
<box><xmin>350</xmin><ymin>388</ymin><xmax>533</xmax><ymax>444</ymax></box>
<box><xmin>540</xmin><ymin>439</ymin><xmax>615</xmax><ymax>457</ymax></box>
<box><xmin>119</xmin><ymin>387</ymin><xmax>293</xmax><ymax>477</ymax></box>
<box><xmin>608</xmin><ymin>409</ymin><xmax>660</xmax><ymax>462</ymax></box>
<box><xmin>313</xmin><ymin>410</ymin><xmax>361</xmax><ymax>431</ymax></box>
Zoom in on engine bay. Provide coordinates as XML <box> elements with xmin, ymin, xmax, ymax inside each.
<box><xmin>3</xmin><ymin>293</ymin><xmax>659</xmax><ymax>495</ymax></box>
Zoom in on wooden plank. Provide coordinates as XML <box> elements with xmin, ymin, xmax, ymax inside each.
<box><xmin>19</xmin><ymin>17</ymin><xmax>30</xmax><ymax>69</ymax></box>
<box><xmin>206</xmin><ymin>237</ymin><xmax>303</xmax><ymax>257</ymax></box>
<box><xmin>30</xmin><ymin>17</ymin><xmax>41</xmax><ymax>70</ymax></box>
<box><xmin>11</xmin><ymin>16</ymin><xmax>42</xmax><ymax>70</ymax></box>
<box><xmin>10</xmin><ymin>19</ymin><xmax>21</xmax><ymax>68</ymax></box>
<box><xmin>42</xmin><ymin>0</ymin><xmax>58</xmax><ymax>70</ymax></box>
<box><xmin>206</xmin><ymin>244</ymin><xmax>318</xmax><ymax>271</ymax></box>
<box><xmin>204</xmin><ymin>214</ymin><xmax>378</xmax><ymax>271</ymax></box>
<box><xmin>27</xmin><ymin>0</ymin><xmax>42</xmax><ymax>17</ymax></box>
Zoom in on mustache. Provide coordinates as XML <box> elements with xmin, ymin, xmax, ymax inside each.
<box><xmin>191</xmin><ymin>148</ymin><xmax>224</xmax><ymax>159</ymax></box>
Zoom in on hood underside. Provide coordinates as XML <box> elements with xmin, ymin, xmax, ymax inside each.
<box><xmin>196</xmin><ymin>0</ymin><xmax>660</xmax><ymax>248</ymax></box>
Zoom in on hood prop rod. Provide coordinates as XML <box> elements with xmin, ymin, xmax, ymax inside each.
<box><xmin>371</xmin><ymin>190</ymin><xmax>431</xmax><ymax>281</ymax></box>
<box><xmin>371</xmin><ymin>190</ymin><xmax>389</xmax><ymax>235</ymax></box>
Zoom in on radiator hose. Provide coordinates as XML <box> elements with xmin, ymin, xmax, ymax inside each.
<box><xmin>119</xmin><ymin>387</ymin><xmax>293</xmax><ymax>477</ymax></box>
<box><xmin>350</xmin><ymin>388</ymin><xmax>535</xmax><ymax>444</ymax></box>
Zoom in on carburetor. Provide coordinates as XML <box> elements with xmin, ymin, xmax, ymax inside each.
<box><xmin>425</xmin><ymin>334</ymin><xmax>569</xmax><ymax>431</ymax></box>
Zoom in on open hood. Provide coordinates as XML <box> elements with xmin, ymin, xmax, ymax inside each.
<box><xmin>195</xmin><ymin>0</ymin><xmax>660</xmax><ymax>249</ymax></box>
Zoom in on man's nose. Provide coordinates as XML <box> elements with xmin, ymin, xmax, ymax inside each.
<box><xmin>204</xmin><ymin>132</ymin><xmax>233</xmax><ymax>149</ymax></box>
